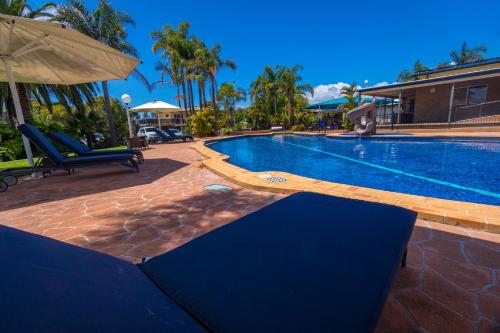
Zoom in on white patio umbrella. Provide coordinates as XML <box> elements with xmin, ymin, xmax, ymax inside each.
<box><xmin>130</xmin><ymin>100</ymin><xmax>181</xmax><ymax>134</ymax></box>
<box><xmin>0</xmin><ymin>13</ymin><xmax>140</xmax><ymax>166</ymax></box>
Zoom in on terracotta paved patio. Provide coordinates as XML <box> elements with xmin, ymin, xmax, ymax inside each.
<box><xmin>0</xmin><ymin>143</ymin><xmax>499</xmax><ymax>332</ymax></box>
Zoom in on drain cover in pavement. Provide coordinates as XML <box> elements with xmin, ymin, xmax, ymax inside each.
<box><xmin>204</xmin><ymin>184</ymin><xmax>233</xmax><ymax>192</ymax></box>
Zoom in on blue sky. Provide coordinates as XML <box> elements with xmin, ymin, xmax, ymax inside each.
<box><xmin>33</xmin><ymin>0</ymin><xmax>500</xmax><ymax>107</ymax></box>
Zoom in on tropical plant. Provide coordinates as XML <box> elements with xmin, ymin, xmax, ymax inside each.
<box><xmin>188</xmin><ymin>108</ymin><xmax>215</xmax><ymax>137</ymax></box>
<box><xmin>397</xmin><ymin>60</ymin><xmax>429</xmax><ymax>82</ymax></box>
<box><xmin>217</xmin><ymin>82</ymin><xmax>246</xmax><ymax>126</ymax></box>
<box><xmin>277</xmin><ymin>65</ymin><xmax>313</xmax><ymax>128</ymax></box>
<box><xmin>339</xmin><ymin>82</ymin><xmax>359</xmax><ymax>130</ymax></box>
<box><xmin>54</xmin><ymin>0</ymin><xmax>150</xmax><ymax>146</ymax></box>
<box><xmin>152</xmin><ymin>22</ymin><xmax>236</xmax><ymax>133</ymax></box>
<box><xmin>450</xmin><ymin>42</ymin><xmax>487</xmax><ymax>64</ymax></box>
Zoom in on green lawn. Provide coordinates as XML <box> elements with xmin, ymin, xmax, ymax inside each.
<box><xmin>0</xmin><ymin>146</ymin><xmax>127</xmax><ymax>171</ymax></box>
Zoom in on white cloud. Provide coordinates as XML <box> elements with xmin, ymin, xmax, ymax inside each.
<box><xmin>307</xmin><ymin>81</ymin><xmax>394</xmax><ymax>103</ymax></box>
<box><xmin>306</xmin><ymin>82</ymin><xmax>351</xmax><ymax>104</ymax></box>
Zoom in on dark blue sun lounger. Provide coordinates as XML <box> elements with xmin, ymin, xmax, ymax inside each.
<box><xmin>0</xmin><ymin>192</ymin><xmax>416</xmax><ymax>333</ymax></box>
<box><xmin>164</xmin><ymin>128</ymin><xmax>193</xmax><ymax>141</ymax></box>
<box><xmin>151</xmin><ymin>128</ymin><xmax>175</xmax><ymax>143</ymax></box>
<box><xmin>18</xmin><ymin>124</ymin><xmax>139</xmax><ymax>173</ymax></box>
<box><xmin>49</xmin><ymin>130</ymin><xmax>144</xmax><ymax>162</ymax></box>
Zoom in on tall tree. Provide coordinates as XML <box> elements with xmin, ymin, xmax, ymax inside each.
<box><xmin>340</xmin><ymin>83</ymin><xmax>358</xmax><ymax>110</ymax></box>
<box><xmin>195</xmin><ymin>44</ymin><xmax>236</xmax><ymax>133</ymax></box>
<box><xmin>397</xmin><ymin>60</ymin><xmax>429</xmax><ymax>82</ymax></box>
<box><xmin>217</xmin><ymin>82</ymin><xmax>246</xmax><ymax>126</ymax></box>
<box><xmin>450</xmin><ymin>42</ymin><xmax>487</xmax><ymax>64</ymax></box>
<box><xmin>152</xmin><ymin>22</ymin><xmax>192</xmax><ymax>115</ymax></box>
<box><xmin>277</xmin><ymin>65</ymin><xmax>313</xmax><ymax>128</ymax></box>
<box><xmin>55</xmin><ymin>0</ymin><xmax>150</xmax><ymax>146</ymax></box>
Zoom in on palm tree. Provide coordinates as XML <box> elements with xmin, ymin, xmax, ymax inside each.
<box><xmin>277</xmin><ymin>65</ymin><xmax>313</xmax><ymax>128</ymax></box>
<box><xmin>397</xmin><ymin>60</ymin><xmax>429</xmax><ymax>82</ymax></box>
<box><xmin>55</xmin><ymin>0</ymin><xmax>150</xmax><ymax>146</ymax></box>
<box><xmin>0</xmin><ymin>0</ymin><xmax>56</xmax><ymax>122</ymax></box>
<box><xmin>263</xmin><ymin>65</ymin><xmax>281</xmax><ymax>118</ymax></box>
<box><xmin>217</xmin><ymin>82</ymin><xmax>246</xmax><ymax>126</ymax></box>
<box><xmin>152</xmin><ymin>22</ymin><xmax>194</xmax><ymax>114</ymax></box>
<box><xmin>340</xmin><ymin>83</ymin><xmax>358</xmax><ymax>110</ymax></box>
<box><xmin>450</xmin><ymin>42</ymin><xmax>487</xmax><ymax>64</ymax></box>
<box><xmin>195</xmin><ymin>44</ymin><xmax>236</xmax><ymax>133</ymax></box>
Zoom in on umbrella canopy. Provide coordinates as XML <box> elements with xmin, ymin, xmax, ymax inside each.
<box><xmin>130</xmin><ymin>100</ymin><xmax>182</xmax><ymax>133</ymax></box>
<box><xmin>0</xmin><ymin>13</ymin><xmax>140</xmax><ymax>166</ymax></box>
<box><xmin>130</xmin><ymin>100</ymin><xmax>181</xmax><ymax>112</ymax></box>
<box><xmin>303</xmin><ymin>97</ymin><xmax>376</xmax><ymax>112</ymax></box>
<box><xmin>0</xmin><ymin>14</ymin><xmax>139</xmax><ymax>84</ymax></box>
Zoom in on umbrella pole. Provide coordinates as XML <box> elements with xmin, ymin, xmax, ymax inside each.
<box><xmin>157</xmin><ymin>112</ymin><xmax>161</xmax><ymax>129</ymax></box>
<box><xmin>3</xmin><ymin>58</ymin><xmax>34</xmax><ymax>168</ymax></box>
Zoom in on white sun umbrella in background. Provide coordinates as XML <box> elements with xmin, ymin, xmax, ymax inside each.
<box><xmin>130</xmin><ymin>100</ymin><xmax>181</xmax><ymax>134</ymax></box>
<box><xmin>0</xmin><ymin>13</ymin><xmax>140</xmax><ymax>167</ymax></box>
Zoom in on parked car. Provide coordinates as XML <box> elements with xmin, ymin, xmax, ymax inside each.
<box><xmin>137</xmin><ymin>127</ymin><xmax>161</xmax><ymax>143</ymax></box>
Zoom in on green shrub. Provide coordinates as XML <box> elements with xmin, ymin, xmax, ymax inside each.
<box><xmin>188</xmin><ymin>109</ymin><xmax>215</xmax><ymax>137</ymax></box>
<box><xmin>342</xmin><ymin>116</ymin><xmax>354</xmax><ymax>130</ymax></box>
<box><xmin>291</xmin><ymin>124</ymin><xmax>306</xmax><ymax>131</ymax></box>
<box><xmin>221</xmin><ymin>126</ymin><xmax>237</xmax><ymax>136</ymax></box>
<box><xmin>0</xmin><ymin>125</ymin><xmax>24</xmax><ymax>161</ymax></box>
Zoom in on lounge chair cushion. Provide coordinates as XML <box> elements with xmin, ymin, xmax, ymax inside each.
<box><xmin>18</xmin><ymin>124</ymin><xmax>64</xmax><ymax>163</ymax></box>
<box><xmin>140</xmin><ymin>192</ymin><xmax>416</xmax><ymax>333</ymax></box>
<box><xmin>49</xmin><ymin>131</ymin><xmax>92</xmax><ymax>154</ymax></box>
<box><xmin>50</xmin><ymin>131</ymin><xmax>141</xmax><ymax>156</ymax></box>
<box><xmin>0</xmin><ymin>225</ymin><xmax>207</xmax><ymax>333</ymax></box>
<box><xmin>59</xmin><ymin>153</ymin><xmax>133</xmax><ymax>165</ymax></box>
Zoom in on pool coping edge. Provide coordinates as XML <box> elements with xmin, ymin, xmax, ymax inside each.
<box><xmin>193</xmin><ymin>134</ymin><xmax>500</xmax><ymax>234</ymax></box>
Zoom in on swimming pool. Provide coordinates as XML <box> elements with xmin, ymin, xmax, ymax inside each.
<box><xmin>209</xmin><ymin>135</ymin><xmax>500</xmax><ymax>206</ymax></box>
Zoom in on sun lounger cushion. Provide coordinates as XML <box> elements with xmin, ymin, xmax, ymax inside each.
<box><xmin>0</xmin><ymin>225</ymin><xmax>207</xmax><ymax>333</ymax></box>
<box><xmin>49</xmin><ymin>131</ymin><xmax>141</xmax><ymax>157</ymax></box>
<box><xmin>140</xmin><ymin>192</ymin><xmax>416</xmax><ymax>333</ymax></box>
<box><xmin>59</xmin><ymin>153</ymin><xmax>134</xmax><ymax>165</ymax></box>
<box><xmin>19</xmin><ymin>124</ymin><xmax>65</xmax><ymax>163</ymax></box>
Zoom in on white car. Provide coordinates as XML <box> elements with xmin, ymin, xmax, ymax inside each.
<box><xmin>137</xmin><ymin>127</ymin><xmax>161</xmax><ymax>142</ymax></box>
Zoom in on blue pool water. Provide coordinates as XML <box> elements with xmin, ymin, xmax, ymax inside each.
<box><xmin>209</xmin><ymin>135</ymin><xmax>500</xmax><ymax>206</ymax></box>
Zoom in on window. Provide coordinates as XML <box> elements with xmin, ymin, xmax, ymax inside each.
<box><xmin>452</xmin><ymin>87</ymin><xmax>467</xmax><ymax>106</ymax></box>
<box><xmin>467</xmin><ymin>85</ymin><xmax>487</xmax><ymax>105</ymax></box>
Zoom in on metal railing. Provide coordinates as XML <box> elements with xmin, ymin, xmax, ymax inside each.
<box><xmin>452</xmin><ymin>100</ymin><xmax>500</xmax><ymax>122</ymax></box>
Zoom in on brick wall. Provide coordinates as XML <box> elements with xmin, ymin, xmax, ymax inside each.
<box><xmin>413</xmin><ymin>77</ymin><xmax>500</xmax><ymax>123</ymax></box>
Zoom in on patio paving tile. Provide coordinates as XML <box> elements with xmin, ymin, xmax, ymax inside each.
<box><xmin>0</xmin><ymin>142</ymin><xmax>499</xmax><ymax>332</ymax></box>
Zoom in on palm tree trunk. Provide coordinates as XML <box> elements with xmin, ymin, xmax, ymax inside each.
<box><xmin>17</xmin><ymin>83</ymin><xmax>33</xmax><ymax>122</ymax></box>
<box><xmin>287</xmin><ymin>97</ymin><xmax>293</xmax><ymax>129</ymax></box>
<box><xmin>197</xmin><ymin>81</ymin><xmax>203</xmax><ymax>111</ymax></box>
<box><xmin>101</xmin><ymin>80</ymin><xmax>117</xmax><ymax>146</ymax></box>
<box><xmin>176</xmin><ymin>84</ymin><xmax>181</xmax><ymax>108</ymax></box>
<box><xmin>210</xmin><ymin>76</ymin><xmax>218</xmax><ymax>133</ymax></box>
<box><xmin>187</xmin><ymin>79</ymin><xmax>195</xmax><ymax>115</ymax></box>
<box><xmin>201</xmin><ymin>80</ymin><xmax>207</xmax><ymax>109</ymax></box>
<box><xmin>274</xmin><ymin>96</ymin><xmax>278</xmax><ymax>117</ymax></box>
<box><xmin>180</xmin><ymin>71</ymin><xmax>188</xmax><ymax>113</ymax></box>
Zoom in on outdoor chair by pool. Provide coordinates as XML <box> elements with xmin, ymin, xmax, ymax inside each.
<box><xmin>18</xmin><ymin>124</ymin><xmax>139</xmax><ymax>173</ymax></box>
<box><xmin>49</xmin><ymin>130</ymin><xmax>144</xmax><ymax>163</ymax></box>
<box><xmin>151</xmin><ymin>128</ymin><xmax>175</xmax><ymax>143</ymax></box>
<box><xmin>0</xmin><ymin>192</ymin><xmax>416</xmax><ymax>333</ymax></box>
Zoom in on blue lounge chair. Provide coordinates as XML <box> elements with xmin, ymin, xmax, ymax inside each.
<box><xmin>49</xmin><ymin>130</ymin><xmax>144</xmax><ymax>162</ymax></box>
<box><xmin>18</xmin><ymin>124</ymin><xmax>139</xmax><ymax>173</ymax></box>
<box><xmin>0</xmin><ymin>192</ymin><xmax>416</xmax><ymax>333</ymax></box>
<box><xmin>151</xmin><ymin>128</ymin><xmax>175</xmax><ymax>143</ymax></box>
<box><xmin>164</xmin><ymin>128</ymin><xmax>193</xmax><ymax>141</ymax></box>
